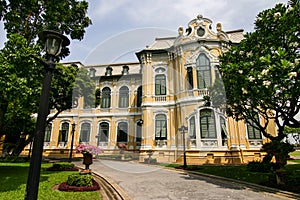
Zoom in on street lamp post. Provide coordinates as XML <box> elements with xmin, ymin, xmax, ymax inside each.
<box><xmin>178</xmin><ymin>125</ymin><xmax>188</xmax><ymax>169</ymax></box>
<box><xmin>69</xmin><ymin>123</ymin><xmax>76</xmax><ymax>163</ymax></box>
<box><xmin>25</xmin><ymin>30</ymin><xmax>70</xmax><ymax>200</ymax></box>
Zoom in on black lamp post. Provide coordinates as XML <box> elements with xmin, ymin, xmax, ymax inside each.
<box><xmin>69</xmin><ymin>123</ymin><xmax>76</xmax><ymax>163</ymax></box>
<box><xmin>178</xmin><ymin>125</ymin><xmax>188</xmax><ymax>169</ymax></box>
<box><xmin>25</xmin><ymin>30</ymin><xmax>70</xmax><ymax>200</ymax></box>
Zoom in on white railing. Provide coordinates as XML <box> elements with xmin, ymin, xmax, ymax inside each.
<box><xmin>155</xmin><ymin>140</ymin><xmax>167</xmax><ymax>147</ymax></box>
<box><xmin>197</xmin><ymin>89</ymin><xmax>209</xmax><ymax>96</ymax></box>
<box><xmin>248</xmin><ymin>140</ymin><xmax>263</xmax><ymax>146</ymax></box>
<box><xmin>155</xmin><ymin>96</ymin><xmax>167</xmax><ymax>102</ymax></box>
<box><xmin>200</xmin><ymin>139</ymin><xmax>218</xmax><ymax>147</ymax></box>
<box><xmin>43</xmin><ymin>142</ymin><xmax>50</xmax><ymax>148</ymax></box>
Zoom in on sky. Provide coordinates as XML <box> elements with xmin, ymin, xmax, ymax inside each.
<box><xmin>0</xmin><ymin>0</ymin><xmax>288</xmax><ymax>65</ymax></box>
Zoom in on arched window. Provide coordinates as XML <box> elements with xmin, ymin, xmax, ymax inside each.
<box><xmin>117</xmin><ymin>122</ymin><xmax>128</xmax><ymax>143</ymax></box>
<box><xmin>119</xmin><ymin>86</ymin><xmax>129</xmax><ymax>108</ymax></box>
<box><xmin>44</xmin><ymin>123</ymin><xmax>52</xmax><ymax>142</ymax></box>
<box><xmin>137</xmin><ymin>86</ymin><xmax>142</xmax><ymax>107</ymax></box>
<box><xmin>98</xmin><ymin>122</ymin><xmax>109</xmax><ymax>145</ymax></box>
<box><xmin>155</xmin><ymin>114</ymin><xmax>167</xmax><ymax>140</ymax></box>
<box><xmin>196</xmin><ymin>54</ymin><xmax>211</xmax><ymax>89</ymax></box>
<box><xmin>80</xmin><ymin>122</ymin><xmax>91</xmax><ymax>142</ymax></box>
<box><xmin>247</xmin><ymin>114</ymin><xmax>262</xmax><ymax>139</ymax></box>
<box><xmin>189</xmin><ymin>116</ymin><xmax>196</xmax><ymax>139</ymax></box>
<box><xmin>101</xmin><ymin>87</ymin><xmax>111</xmax><ymax>108</ymax></box>
<box><xmin>155</xmin><ymin>75</ymin><xmax>166</xmax><ymax>95</ymax></box>
<box><xmin>59</xmin><ymin>122</ymin><xmax>69</xmax><ymax>142</ymax></box>
<box><xmin>199</xmin><ymin>109</ymin><xmax>216</xmax><ymax>138</ymax></box>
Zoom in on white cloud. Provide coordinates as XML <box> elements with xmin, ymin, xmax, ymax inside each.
<box><xmin>1</xmin><ymin>0</ymin><xmax>288</xmax><ymax>64</ymax></box>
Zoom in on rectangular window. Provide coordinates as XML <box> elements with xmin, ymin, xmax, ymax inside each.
<box><xmin>44</xmin><ymin>124</ymin><xmax>52</xmax><ymax>142</ymax></box>
<box><xmin>155</xmin><ymin>115</ymin><xmax>167</xmax><ymax>140</ymax></box>
<box><xmin>136</xmin><ymin>123</ymin><xmax>142</xmax><ymax>143</ymax></box>
<box><xmin>155</xmin><ymin>75</ymin><xmax>166</xmax><ymax>95</ymax></box>
<box><xmin>117</xmin><ymin>122</ymin><xmax>128</xmax><ymax>143</ymax></box>
<box><xmin>187</xmin><ymin>67</ymin><xmax>193</xmax><ymax>90</ymax></box>
<box><xmin>247</xmin><ymin>119</ymin><xmax>262</xmax><ymax>139</ymax></box>
<box><xmin>80</xmin><ymin>123</ymin><xmax>91</xmax><ymax>142</ymax></box>
<box><xmin>200</xmin><ymin>109</ymin><xmax>217</xmax><ymax>138</ymax></box>
<box><xmin>189</xmin><ymin>117</ymin><xmax>196</xmax><ymax>139</ymax></box>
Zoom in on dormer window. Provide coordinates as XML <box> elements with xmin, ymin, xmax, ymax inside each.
<box><xmin>122</xmin><ymin>65</ymin><xmax>129</xmax><ymax>75</ymax></box>
<box><xmin>89</xmin><ymin>67</ymin><xmax>96</xmax><ymax>77</ymax></box>
<box><xmin>105</xmin><ymin>66</ymin><xmax>113</xmax><ymax>76</ymax></box>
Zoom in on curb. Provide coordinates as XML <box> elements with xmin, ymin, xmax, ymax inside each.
<box><xmin>74</xmin><ymin>163</ymin><xmax>131</xmax><ymax>200</ymax></box>
<box><xmin>155</xmin><ymin>165</ymin><xmax>300</xmax><ymax>200</ymax></box>
<box><xmin>92</xmin><ymin>171</ymin><xmax>131</xmax><ymax>200</ymax></box>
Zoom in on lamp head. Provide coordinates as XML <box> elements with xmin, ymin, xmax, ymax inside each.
<box><xmin>39</xmin><ymin>30</ymin><xmax>70</xmax><ymax>57</ymax></box>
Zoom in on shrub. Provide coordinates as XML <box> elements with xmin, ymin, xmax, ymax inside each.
<box><xmin>47</xmin><ymin>162</ymin><xmax>76</xmax><ymax>171</ymax></box>
<box><xmin>0</xmin><ymin>156</ymin><xmax>28</xmax><ymax>163</ymax></box>
<box><xmin>144</xmin><ymin>158</ymin><xmax>157</xmax><ymax>164</ymax></box>
<box><xmin>247</xmin><ymin>161</ymin><xmax>272</xmax><ymax>173</ymax></box>
<box><xmin>67</xmin><ymin>174</ymin><xmax>93</xmax><ymax>187</ymax></box>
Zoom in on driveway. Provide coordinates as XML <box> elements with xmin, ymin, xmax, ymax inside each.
<box><xmin>76</xmin><ymin>159</ymin><xmax>290</xmax><ymax>200</ymax></box>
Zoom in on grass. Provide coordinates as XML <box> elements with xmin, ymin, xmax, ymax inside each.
<box><xmin>290</xmin><ymin>150</ymin><xmax>300</xmax><ymax>157</ymax></box>
<box><xmin>0</xmin><ymin>162</ymin><xmax>101</xmax><ymax>200</ymax></box>
<box><xmin>289</xmin><ymin>159</ymin><xmax>300</xmax><ymax>164</ymax></box>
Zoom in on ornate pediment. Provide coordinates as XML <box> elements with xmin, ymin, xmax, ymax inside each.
<box><xmin>174</xmin><ymin>14</ymin><xmax>229</xmax><ymax>46</ymax></box>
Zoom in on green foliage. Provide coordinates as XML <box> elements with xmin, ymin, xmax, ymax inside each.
<box><xmin>48</xmin><ymin>162</ymin><xmax>75</xmax><ymax>171</ymax></box>
<box><xmin>0</xmin><ymin>0</ymin><xmax>92</xmax><ymax>58</ymax></box>
<box><xmin>0</xmin><ymin>34</ymin><xmax>41</xmax><ymax>143</ymax></box>
<box><xmin>262</xmin><ymin>141</ymin><xmax>295</xmax><ymax>155</ymax></box>
<box><xmin>0</xmin><ymin>156</ymin><xmax>28</xmax><ymax>163</ymax></box>
<box><xmin>95</xmin><ymin>88</ymin><xmax>101</xmax><ymax>107</ymax></box>
<box><xmin>284</xmin><ymin>126</ymin><xmax>300</xmax><ymax>133</ymax></box>
<box><xmin>247</xmin><ymin>161</ymin><xmax>272</xmax><ymax>173</ymax></box>
<box><xmin>144</xmin><ymin>158</ymin><xmax>157</xmax><ymax>164</ymax></box>
<box><xmin>72</xmin><ymin>68</ymin><xmax>96</xmax><ymax>109</ymax></box>
<box><xmin>219</xmin><ymin>0</ymin><xmax>300</xmax><ymax>140</ymax></box>
<box><xmin>0</xmin><ymin>0</ymin><xmax>92</xmax><ymax>156</ymax></box>
<box><xmin>261</xmin><ymin>141</ymin><xmax>295</xmax><ymax>168</ymax></box>
<box><xmin>67</xmin><ymin>174</ymin><xmax>93</xmax><ymax>187</ymax></box>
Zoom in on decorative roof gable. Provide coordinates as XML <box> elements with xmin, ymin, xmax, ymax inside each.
<box><xmin>174</xmin><ymin>14</ymin><xmax>230</xmax><ymax>46</ymax></box>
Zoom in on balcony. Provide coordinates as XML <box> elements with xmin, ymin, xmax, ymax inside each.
<box><xmin>248</xmin><ymin>139</ymin><xmax>263</xmax><ymax>146</ymax></box>
<box><xmin>155</xmin><ymin>96</ymin><xmax>167</xmax><ymax>102</ymax></box>
<box><xmin>200</xmin><ymin>139</ymin><xmax>218</xmax><ymax>147</ymax></box>
<box><xmin>197</xmin><ymin>88</ymin><xmax>209</xmax><ymax>96</ymax></box>
<box><xmin>155</xmin><ymin>140</ymin><xmax>167</xmax><ymax>148</ymax></box>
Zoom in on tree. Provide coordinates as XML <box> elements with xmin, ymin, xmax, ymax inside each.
<box><xmin>0</xmin><ymin>0</ymin><xmax>92</xmax><ymax>156</ymax></box>
<box><xmin>219</xmin><ymin>1</ymin><xmax>299</xmax><ymax>167</ymax></box>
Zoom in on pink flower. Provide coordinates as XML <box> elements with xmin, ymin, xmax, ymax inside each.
<box><xmin>76</xmin><ymin>144</ymin><xmax>102</xmax><ymax>155</ymax></box>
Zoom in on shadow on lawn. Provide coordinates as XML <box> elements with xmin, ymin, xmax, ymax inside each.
<box><xmin>0</xmin><ymin>165</ymin><xmax>52</xmax><ymax>193</ymax></box>
<box><xmin>0</xmin><ymin>165</ymin><xmax>29</xmax><ymax>192</ymax></box>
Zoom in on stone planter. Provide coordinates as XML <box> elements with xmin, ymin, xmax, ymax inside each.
<box><xmin>82</xmin><ymin>153</ymin><xmax>93</xmax><ymax>170</ymax></box>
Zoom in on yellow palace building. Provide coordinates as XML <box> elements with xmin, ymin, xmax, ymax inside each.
<box><xmin>33</xmin><ymin>15</ymin><xmax>275</xmax><ymax>164</ymax></box>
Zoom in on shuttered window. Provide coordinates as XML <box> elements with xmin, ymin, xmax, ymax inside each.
<box><xmin>200</xmin><ymin>109</ymin><xmax>216</xmax><ymax>138</ymax></box>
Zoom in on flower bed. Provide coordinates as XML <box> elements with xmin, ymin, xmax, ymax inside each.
<box><xmin>58</xmin><ymin>180</ymin><xmax>100</xmax><ymax>192</ymax></box>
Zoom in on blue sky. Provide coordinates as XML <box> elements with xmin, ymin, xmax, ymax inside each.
<box><xmin>0</xmin><ymin>0</ymin><xmax>287</xmax><ymax>65</ymax></box>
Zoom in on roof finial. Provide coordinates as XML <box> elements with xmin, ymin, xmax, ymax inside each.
<box><xmin>197</xmin><ymin>14</ymin><xmax>203</xmax><ymax>19</ymax></box>
<box><xmin>216</xmin><ymin>23</ymin><xmax>222</xmax><ymax>32</ymax></box>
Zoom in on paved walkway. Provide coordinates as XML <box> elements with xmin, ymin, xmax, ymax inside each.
<box><xmin>75</xmin><ymin>159</ymin><xmax>293</xmax><ymax>200</ymax></box>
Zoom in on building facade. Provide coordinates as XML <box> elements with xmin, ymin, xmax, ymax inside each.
<box><xmin>34</xmin><ymin>15</ymin><xmax>276</xmax><ymax>164</ymax></box>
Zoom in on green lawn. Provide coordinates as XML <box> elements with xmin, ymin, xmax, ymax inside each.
<box><xmin>0</xmin><ymin>162</ymin><xmax>101</xmax><ymax>200</ymax></box>
<box><xmin>290</xmin><ymin>150</ymin><xmax>300</xmax><ymax>157</ymax></box>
